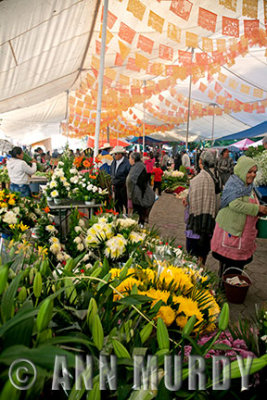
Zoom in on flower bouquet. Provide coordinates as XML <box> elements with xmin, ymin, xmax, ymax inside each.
<box><xmin>162</xmin><ymin>169</ymin><xmax>188</xmax><ymax>192</ymax></box>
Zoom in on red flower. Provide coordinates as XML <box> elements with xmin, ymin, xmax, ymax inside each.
<box><xmin>165</xmin><ymin>242</ymin><xmax>169</xmax><ymax>246</ymax></box>
<box><xmin>95</xmin><ymin>207</ymin><xmax>103</xmax><ymax>216</ymax></box>
<box><xmin>62</xmin><ymin>260</ymin><xmax>66</xmax><ymax>266</ymax></box>
<box><xmin>52</xmin><ymin>222</ymin><xmax>56</xmax><ymax>225</ymax></box>
<box><xmin>78</xmin><ymin>211</ymin><xmax>87</xmax><ymax>218</ymax></box>
<box><xmin>178</xmin><ymin>245</ymin><xmax>182</xmax><ymax>249</ymax></box>
<box><xmin>159</xmin><ymin>241</ymin><xmax>163</xmax><ymax>245</ymax></box>
<box><xmin>146</xmin><ymin>251</ymin><xmax>153</xmax><ymax>256</ymax></box>
<box><xmin>80</xmin><ymin>269</ymin><xmax>85</xmax><ymax>273</ymax></box>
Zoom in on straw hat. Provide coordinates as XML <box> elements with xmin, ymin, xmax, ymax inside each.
<box><xmin>100</xmin><ymin>142</ymin><xmax>112</xmax><ymax>150</ymax></box>
<box><xmin>110</xmin><ymin>145</ymin><xmax>126</xmax><ymax>154</ymax></box>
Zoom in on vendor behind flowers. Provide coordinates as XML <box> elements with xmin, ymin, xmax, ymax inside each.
<box><xmin>7</xmin><ymin>147</ymin><xmax>37</xmax><ymax>197</ymax></box>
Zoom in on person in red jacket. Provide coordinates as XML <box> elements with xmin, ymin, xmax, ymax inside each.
<box><xmin>152</xmin><ymin>162</ymin><xmax>163</xmax><ymax>195</ymax></box>
<box><xmin>144</xmin><ymin>152</ymin><xmax>155</xmax><ymax>184</ymax></box>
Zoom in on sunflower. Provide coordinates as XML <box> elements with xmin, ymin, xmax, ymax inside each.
<box><xmin>157</xmin><ymin>306</ymin><xmax>176</xmax><ymax>326</ymax></box>
<box><xmin>173</xmin><ymin>295</ymin><xmax>204</xmax><ymax>330</ymax></box>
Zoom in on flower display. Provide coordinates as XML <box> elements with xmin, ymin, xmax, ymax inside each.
<box><xmin>254</xmin><ymin>150</ymin><xmax>267</xmax><ymax>186</ymax></box>
<box><xmin>110</xmin><ymin>260</ymin><xmax>220</xmax><ymax>334</ymax></box>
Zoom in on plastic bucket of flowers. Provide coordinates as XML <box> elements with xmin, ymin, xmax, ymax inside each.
<box><xmin>222</xmin><ymin>268</ymin><xmax>251</xmax><ymax>304</ymax></box>
<box><xmin>84</xmin><ymin>196</ymin><xmax>95</xmax><ymax>206</ymax></box>
<box><xmin>257</xmin><ymin>216</ymin><xmax>267</xmax><ymax>239</ymax></box>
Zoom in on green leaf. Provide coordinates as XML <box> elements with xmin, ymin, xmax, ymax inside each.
<box><xmin>218</xmin><ymin>303</ymin><xmax>229</xmax><ymax>331</ymax></box>
<box><xmin>225</xmin><ymin>354</ymin><xmax>267</xmax><ymax>380</ymax></box>
<box><xmin>112</xmin><ymin>339</ymin><xmax>131</xmax><ymax>359</ymax></box>
<box><xmin>92</xmin><ymin>314</ymin><xmax>104</xmax><ymax>351</ymax></box>
<box><xmin>1</xmin><ymin>272</ymin><xmax>22</xmax><ymax>323</ymax></box>
<box><xmin>182</xmin><ymin>315</ymin><xmax>196</xmax><ymax>337</ymax></box>
<box><xmin>0</xmin><ymin>345</ymin><xmax>76</xmax><ymax>370</ymax></box>
<box><xmin>157</xmin><ymin>318</ymin><xmax>170</xmax><ymax>351</ymax></box>
<box><xmin>97</xmin><ymin>273</ymin><xmax>111</xmax><ymax>291</ymax></box>
<box><xmin>140</xmin><ymin>323</ymin><xmax>153</xmax><ymax>344</ymax></box>
<box><xmin>118</xmin><ymin>295</ymin><xmax>154</xmax><ymax>306</ymax></box>
<box><xmin>87</xmin><ymin>380</ymin><xmax>100</xmax><ymax>400</ymax></box>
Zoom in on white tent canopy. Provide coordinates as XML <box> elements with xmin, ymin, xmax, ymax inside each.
<box><xmin>0</xmin><ymin>0</ymin><xmax>266</xmax><ymax>144</ymax></box>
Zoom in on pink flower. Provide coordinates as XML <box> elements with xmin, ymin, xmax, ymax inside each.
<box><xmin>232</xmin><ymin>339</ymin><xmax>247</xmax><ymax>349</ymax></box>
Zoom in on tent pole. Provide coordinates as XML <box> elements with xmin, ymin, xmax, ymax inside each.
<box><xmin>185</xmin><ymin>48</ymin><xmax>193</xmax><ymax>150</ymax></box>
<box><xmin>143</xmin><ymin>80</ymin><xmax>146</xmax><ymax>155</ymax></box>
<box><xmin>94</xmin><ymin>0</ymin><xmax>109</xmax><ymax>159</ymax></box>
<box><xmin>66</xmin><ymin>89</ymin><xmax>69</xmax><ymax>145</ymax></box>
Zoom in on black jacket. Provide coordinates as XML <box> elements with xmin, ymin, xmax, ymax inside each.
<box><xmin>110</xmin><ymin>157</ymin><xmax>131</xmax><ymax>186</ymax></box>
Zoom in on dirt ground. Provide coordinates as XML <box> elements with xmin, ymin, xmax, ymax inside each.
<box><xmin>148</xmin><ymin>192</ymin><xmax>267</xmax><ymax>323</ymax></box>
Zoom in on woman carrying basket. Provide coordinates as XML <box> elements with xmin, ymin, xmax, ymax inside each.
<box><xmin>211</xmin><ymin>156</ymin><xmax>267</xmax><ymax>281</ymax></box>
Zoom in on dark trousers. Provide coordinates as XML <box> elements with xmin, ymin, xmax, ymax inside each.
<box><xmin>114</xmin><ymin>183</ymin><xmax>128</xmax><ymax>214</ymax></box>
<box><xmin>153</xmin><ymin>181</ymin><xmax>161</xmax><ymax>195</ymax></box>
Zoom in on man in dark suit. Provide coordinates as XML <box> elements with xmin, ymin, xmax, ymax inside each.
<box><xmin>110</xmin><ymin>146</ymin><xmax>130</xmax><ymax>214</ymax></box>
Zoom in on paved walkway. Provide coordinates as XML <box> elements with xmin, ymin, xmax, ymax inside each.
<box><xmin>149</xmin><ymin>192</ymin><xmax>267</xmax><ymax>323</ymax></box>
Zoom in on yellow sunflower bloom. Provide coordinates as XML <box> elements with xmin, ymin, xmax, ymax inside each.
<box><xmin>157</xmin><ymin>306</ymin><xmax>176</xmax><ymax>327</ymax></box>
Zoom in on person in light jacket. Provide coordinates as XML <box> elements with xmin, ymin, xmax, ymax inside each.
<box><xmin>181</xmin><ymin>150</ymin><xmax>191</xmax><ymax>169</ymax></box>
<box><xmin>7</xmin><ymin>147</ymin><xmax>37</xmax><ymax>197</ymax></box>
<box><xmin>211</xmin><ymin>156</ymin><xmax>267</xmax><ymax>280</ymax></box>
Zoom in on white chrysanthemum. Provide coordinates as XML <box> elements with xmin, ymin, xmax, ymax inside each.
<box><xmin>53</xmin><ymin>168</ymin><xmax>64</xmax><ymax>177</ymax></box>
<box><xmin>3</xmin><ymin>211</ymin><xmax>18</xmax><ymax>224</ymax></box>
<box><xmin>129</xmin><ymin>232</ymin><xmax>144</xmax><ymax>243</ymax></box>
<box><xmin>117</xmin><ymin>218</ymin><xmax>137</xmax><ymax>229</ymax></box>
<box><xmin>70</xmin><ymin>168</ymin><xmax>78</xmax><ymax>174</ymax></box>
<box><xmin>13</xmin><ymin>207</ymin><xmax>20</xmax><ymax>215</ymax></box>
<box><xmin>50</xmin><ymin>181</ymin><xmax>57</xmax><ymax>188</ymax></box>
<box><xmin>49</xmin><ymin>236</ymin><xmax>59</xmax><ymax>244</ymax></box>
<box><xmin>70</xmin><ymin>176</ymin><xmax>79</xmax><ymax>184</ymax></box>
<box><xmin>172</xmin><ymin>171</ymin><xmax>184</xmax><ymax>178</ymax></box>
<box><xmin>60</xmin><ymin>176</ymin><xmax>66</xmax><ymax>182</ymax></box>
<box><xmin>46</xmin><ymin>225</ymin><xmax>57</xmax><ymax>233</ymax></box>
<box><xmin>56</xmin><ymin>252</ymin><xmax>65</xmax><ymax>261</ymax></box>
<box><xmin>51</xmin><ymin>190</ymin><xmax>59</xmax><ymax>198</ymax></box>
<box><xmin>50</xmin><ymin>243</ymin><xmax>61</xmax><ymax>254</ymax></box>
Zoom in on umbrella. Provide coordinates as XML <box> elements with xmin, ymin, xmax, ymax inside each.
<box><xmin>86</xmin><ymin>136</ymin><xmax>130</xmax><ymax>148</ymax></box>
<box><xmin>0</xmin><ymin>139</ymin><xmax>13</xmax><ymax>153</ymax></box>
<box><xmin>232</xmin><ymin>138</ymin><xmax>254</xmax><ymax>150</ymax></box>
<box><xmin>247</xmin><ymin>139</ymin><xmax>263</xmax><ymax>148</ymax></box>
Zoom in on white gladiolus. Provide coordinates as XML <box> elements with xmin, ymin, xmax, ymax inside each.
<box><xmin>74</xmin><ymin>226</ymin><xmax>82</xmax><ymax>233</ymax></box>
<box><xmin>74</xmin><ymin>237</ymin><xmax>82</xmax><ymax>244</ymax></box>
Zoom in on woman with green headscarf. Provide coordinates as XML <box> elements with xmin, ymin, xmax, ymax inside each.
<box><xmin>211</xmin><ymin>156</ymin><xmax>267</xmax><ymax>280</ymax></box>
